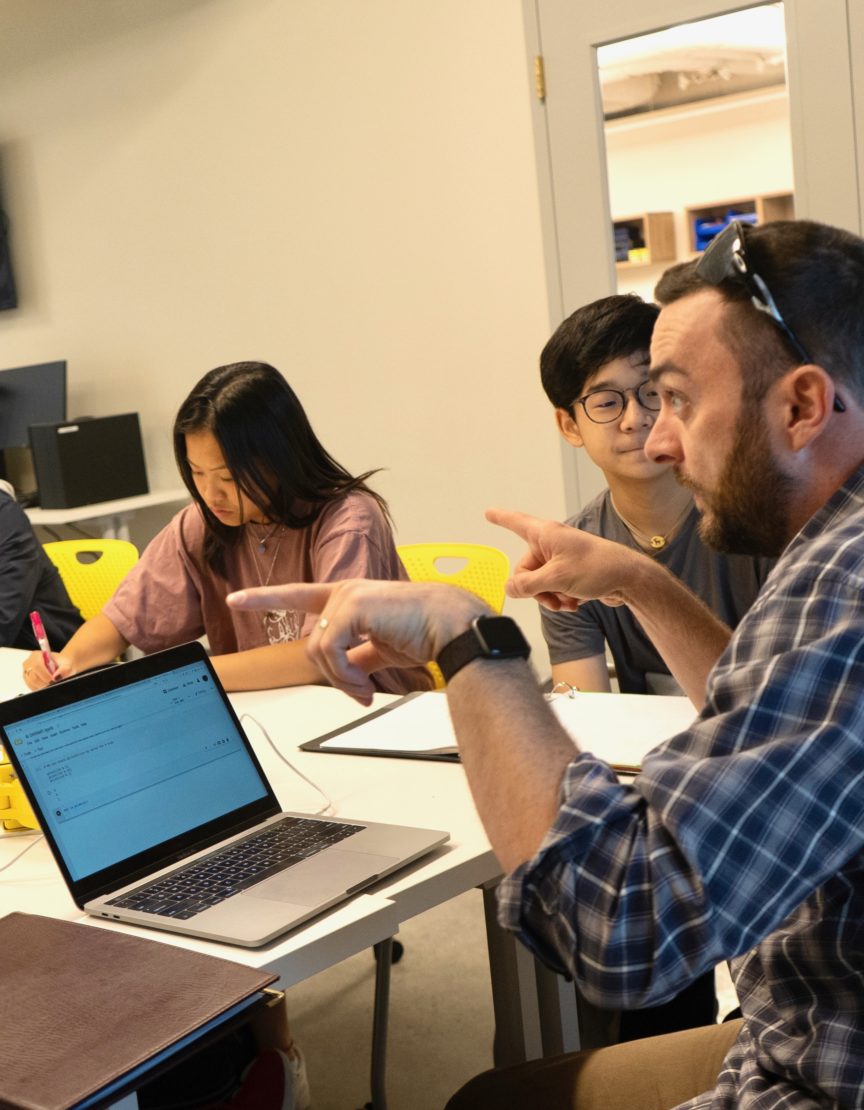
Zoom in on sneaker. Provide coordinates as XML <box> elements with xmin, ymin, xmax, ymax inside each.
<box><xmin>208</xmin><ymin>1047</ymin><xmax>311</xmax><ymax>1110</ymax></box>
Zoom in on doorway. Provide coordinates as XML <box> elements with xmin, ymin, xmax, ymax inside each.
<box><xmin>525</xmin><ymin>0</ymin><xmax>861</xmax><ymax>513</ymax></box>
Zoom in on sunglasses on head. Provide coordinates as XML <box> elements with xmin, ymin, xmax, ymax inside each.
<box><xmin>696</xmin><ymin>219</ymin><xmax>845</xmax><ymax>413</ymax></box>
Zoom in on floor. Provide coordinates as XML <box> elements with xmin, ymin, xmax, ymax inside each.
<box><xmin>283</xmin><ymin>889</ymin><xmax>495</xmax><ymax>1110</ymax></box>
<box><xmin>283</xmin><ymin>889</ymin><xmax>740</xmax><ymax>1110</ymax></box>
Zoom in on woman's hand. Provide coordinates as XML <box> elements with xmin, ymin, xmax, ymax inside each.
<box><xmin>22</xmin><ymin>650</ymin><xmax>76</xmax><ymax>690</ymax></box>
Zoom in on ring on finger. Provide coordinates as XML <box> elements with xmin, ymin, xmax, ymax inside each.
<box><xmin>318</xmin><ymin>617</ymin><xmax>329</xmax><ymax>631</ymax></box>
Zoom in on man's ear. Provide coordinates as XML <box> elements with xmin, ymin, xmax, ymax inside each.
<box><xmin>555</xmin><ymin>407</ymin><xmax>584</xmax><ymax>448</ymax></box>
<box><xmin>778</xmin><ymin>365</ymin><xmax>836</xmax><ymax>453</ymax></box>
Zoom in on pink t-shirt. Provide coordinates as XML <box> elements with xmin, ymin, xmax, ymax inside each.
<box><xmin>103</xmin><ymin>493</ymin><xmax>429</xmax><ymax>694</ymax></box>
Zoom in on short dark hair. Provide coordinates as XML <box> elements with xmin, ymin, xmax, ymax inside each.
<box><xmin>540</xmin><ymin>294</ymin><xmax>660</xmax><ymax>410</ymax></box>
<box><xmin>173</xmin><ymin>361</ymin><xmax>389</xmax><ymax>576</ymax></box>
<box><xmin>655</xmin><ymin>220</ymin><xmax>864</xmax><ymax>402</ymax></box>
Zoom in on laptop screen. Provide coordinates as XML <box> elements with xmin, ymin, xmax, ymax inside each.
<box><xmin>3</xmin><ymin>658</ymin><xmax>269</xmax><ymax>881</ymax></box>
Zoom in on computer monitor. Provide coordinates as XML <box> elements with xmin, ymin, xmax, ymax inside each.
<box><xmin>0</xmin><ymin>360</ymin><xmax>67</xmax><ymax>451</ymax></box>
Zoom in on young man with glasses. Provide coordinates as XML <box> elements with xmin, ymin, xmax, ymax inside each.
<box><xmin>539</xmin><ymin>294</ymin><xmax>773</xmax><ymax>699</ymax></box>
<box><xmin>229</xmin><ymin>218</ymin><xmax>864</xmax><ymax>1109</ymax></box>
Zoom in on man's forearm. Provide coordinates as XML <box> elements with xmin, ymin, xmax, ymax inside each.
<box><xmin>623</xmin><ymin>559</ymin><xmax>731</xmax><ymax>707</ymax></box>
<box><xmin>446</xmin><ymin>658</ymin><xmax>577</xmax><ymax>873</ymax></box>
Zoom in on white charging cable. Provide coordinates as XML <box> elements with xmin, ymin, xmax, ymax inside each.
<box><xmin>240</xmin><ymin>712</ymin><xmax>333</xmax><ymax>816</ymax></box>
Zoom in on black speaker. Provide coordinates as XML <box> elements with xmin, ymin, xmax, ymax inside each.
<box><xmin>29</xmin><ymin>413</ymin><xmax>149</xmax><ymax>508</ymax></box>
<box><xmin>0</xmin><ymin>207</ymin><xmax>17</xmax><ymax>311</ymax></box>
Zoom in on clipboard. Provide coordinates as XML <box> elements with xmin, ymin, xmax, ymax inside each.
<box><xmin>545</xmin><ymin>689</ymin><xmax>695</xmax><ymax>774</ymax></box>
<box><xmin>300</xmin><ymin>691</ymin><xmax>461</xmax><ymax>762</ymax></box>
<box><xmin>300</xmin><ymin>688</ymin><xmax>695</xmax><ymax>772</ymax></box>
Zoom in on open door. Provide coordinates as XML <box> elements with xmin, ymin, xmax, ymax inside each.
<box><xmin>525</xmin><ymin>0</ymin><xmax>861</xmax><ymax>514</ymax></box>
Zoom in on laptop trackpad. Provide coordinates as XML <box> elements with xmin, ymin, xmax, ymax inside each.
<box><xmin>245</xmin><ymin>849</ymin><xmax>399</xmax><ymax>907</ymax></box>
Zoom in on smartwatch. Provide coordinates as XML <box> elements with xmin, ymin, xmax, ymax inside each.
<box><xmin>435</xmin><ymin>615</ymin><xmax>531</xmax><ymax>684</ymax></box>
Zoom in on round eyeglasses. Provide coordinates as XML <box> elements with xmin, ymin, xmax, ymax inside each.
<box><xmin>572</xmin><ymin>381</ymin><xmax>661</xmax><ymax>424</ymax></box>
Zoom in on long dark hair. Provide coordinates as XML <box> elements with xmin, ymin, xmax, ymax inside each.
<box><xmin>173</xmin><ymin>361</ymin><xmax>390</xmax><ymax>576</ymax></box>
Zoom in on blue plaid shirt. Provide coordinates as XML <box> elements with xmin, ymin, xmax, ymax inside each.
<box><xmin>498</xmin><ymin>466</ymin><xmax>864</xmax><ymax>1109</ymax></box>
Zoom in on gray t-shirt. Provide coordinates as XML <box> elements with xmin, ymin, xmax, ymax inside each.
<box><xmin>541</xmin><ymin>489</ymin><xmax>775</xmax><ymax>694</ymax></box>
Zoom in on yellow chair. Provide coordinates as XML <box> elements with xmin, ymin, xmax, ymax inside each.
<box><xmin>42</xmin><ymin>539</ymin><xmax>139</xmax><ymax>621</ymax></box>
<box><xmin>397</xmin><ymin>542</ymin><xmax>510</xmax><ymax>687</ymax></box>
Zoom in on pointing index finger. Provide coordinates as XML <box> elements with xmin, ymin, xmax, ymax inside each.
<box><xmin>485</xmin><ymin>507</ymin><xmax>540</xmax><ymax>543</ymax></box>
<box><xmin>227</xmin><ymin>583</ymin><xmax>334</xmax><ymax>612</ymax></box>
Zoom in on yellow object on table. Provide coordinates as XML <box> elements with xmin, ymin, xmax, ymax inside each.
<box><xmin>0</xmin><ymin>747</ymin><xmax>39</xmax><ymax>830</ymax></box>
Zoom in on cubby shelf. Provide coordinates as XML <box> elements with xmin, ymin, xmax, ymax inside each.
<box><xmin>684</xmin><ymin>191</ymin><xmax>794</xmax><ymax>253</ymax></box>
<box><xmin>613</xmin><ymin>212</ymin><xmax>676</xmax><ymax>268</ymax></box>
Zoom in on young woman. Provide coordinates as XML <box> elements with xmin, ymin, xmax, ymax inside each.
<box><xmin>23</xmin><ymin>361</ymin><xmax>429</xmax><ymax>694</ymax></box>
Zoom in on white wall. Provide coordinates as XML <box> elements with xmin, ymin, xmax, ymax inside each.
<box><xmin>0</xmin><ymin>0</ymin><xmax>564</xmax><ymax>663</ymax></box>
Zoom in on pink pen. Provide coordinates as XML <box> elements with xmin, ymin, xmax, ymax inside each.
<box><xmin>29</xmin><ymin>610</ymin><xmax>58</xmax><ymax>676</ymax></box>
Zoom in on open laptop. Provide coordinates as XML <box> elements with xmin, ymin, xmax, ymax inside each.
<box><xmin>0</xmin><ymin>641</ymin><xmax>449</xmax><ymax>947</ymax></box>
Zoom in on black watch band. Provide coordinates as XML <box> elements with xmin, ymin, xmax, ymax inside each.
<box><xmin>435</xmin><ymin>616</ymin><xmax>531</xmax><ymax>684</ymax></box>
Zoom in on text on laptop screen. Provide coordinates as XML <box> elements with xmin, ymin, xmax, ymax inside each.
<box><xmin>3</xmin><ymin>660</ymin><xmax>268</xmax><ymax>879</ymax></box>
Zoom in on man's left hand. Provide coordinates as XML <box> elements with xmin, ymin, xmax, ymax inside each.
<box><xmin>228</xmin><ymin>580</ymin><xmax>490</xmax><ymax>703</ymax></box>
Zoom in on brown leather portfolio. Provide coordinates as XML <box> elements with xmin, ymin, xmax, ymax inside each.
<box><xmin>0</xmin><ymin>911</ymin><xmax>278</xmax><ymax>1110</ymax></box>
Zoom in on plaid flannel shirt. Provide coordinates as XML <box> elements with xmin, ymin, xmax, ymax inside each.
<box><xmin>498</xmin><ymin>466</ymin><xmax>864</xmax><ymax>1109</ymax></box>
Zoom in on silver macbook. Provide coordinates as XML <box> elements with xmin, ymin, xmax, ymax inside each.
<box><xmin>0</xmin><ymin>642</ymin><xmax>448</xmax><ymax>947</ymax></box>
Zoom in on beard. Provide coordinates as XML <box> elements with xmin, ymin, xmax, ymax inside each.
<box><xmin>676</xmin><ymin>406</ymin><xmax>794</xmax><ymax>557</ymax></box>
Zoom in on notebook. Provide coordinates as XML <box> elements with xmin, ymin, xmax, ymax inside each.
<box><xmin>0</xmin><ymin>641</ymin><xmax>449</xmax><ymax>948</ymax></box>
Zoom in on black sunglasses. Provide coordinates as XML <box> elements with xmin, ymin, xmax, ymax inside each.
<box><xmin>696</xmin><ymin>219</ymin><xmax>845</xmax><ymax>413</ymax></box>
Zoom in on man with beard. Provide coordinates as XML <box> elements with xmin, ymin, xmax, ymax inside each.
<box><xmin>227</xmin><ymin>219</ymin><xmax>864</xmax><ymax>1109</ymax></box>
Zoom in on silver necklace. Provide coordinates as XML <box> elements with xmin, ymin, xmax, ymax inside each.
<box><xmin>247</xmin><ymin>527</ymin><xmax>285</xmax><ymax>625</ymax></box>
<box><xmin>610</xmin><ymin>496</ymin><xmax>692</xmax><ymax>555</ymax></box>
<box><xmin>251</xmin><ymin>522</ymin><xmax>282</xmax><ymax>554</ymax></box>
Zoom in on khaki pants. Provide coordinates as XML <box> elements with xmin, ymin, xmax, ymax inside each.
<box><xmin>446</xmin><ymin>1019</ymin><xmax>743</xmax><ymax>1110</ymax></box>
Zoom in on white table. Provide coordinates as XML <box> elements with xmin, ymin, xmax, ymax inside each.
<box><xmin>25</xmin><ymin>488</ymin><xmax>189</xmax><ymax>541</ymax></box>
<box><xmin>0</xmin><ymin>654</ymin><xmax>524</xmax><ymax>1108</ymax></box>
<box><xmin>0</xmin><ymin>650</ymin><xmax>696</xmax><ymax>1104</ymax></box>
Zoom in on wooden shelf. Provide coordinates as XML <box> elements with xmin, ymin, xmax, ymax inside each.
<box><xmin>613</xmin><ymin>212</ymin><xmax>676</xmax><ymax>268</ymax></box>
<box><xmin>685</xmin><ymin>191</ymin><xmax>794</xmax><ymax>253</ymax></box>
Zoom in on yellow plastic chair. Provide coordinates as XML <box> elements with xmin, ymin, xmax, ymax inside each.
<box><xmin>42</xmin><ymin>539</ymin><xmax>139</xmax><ymax>621</ymax></box>
<box><xmin>397</xmin><ymin>542</ymin><xmax>510</xmax><ymax>687</ymax></box>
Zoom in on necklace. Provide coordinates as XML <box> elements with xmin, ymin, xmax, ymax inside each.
<box><xmin>246</xmin><ymin>527</ymin><xmax>286</xmax><ymax>629</ymax></box>
<box><xmin>250</xmin><ymin>522</ymin><xmax>282</xmax><ymax>554</ymax></box>
<box><xmin>610</xmin><ymin>496</ymin><xmax>693</xmax><ymax>555</ymax></box>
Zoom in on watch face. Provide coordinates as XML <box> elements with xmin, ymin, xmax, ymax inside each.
<box><xmin>475</xmin><ymin>616</ymin><xmax>530</xmax><ymax>656</ymax></box>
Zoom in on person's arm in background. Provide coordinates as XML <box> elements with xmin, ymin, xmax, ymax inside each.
<box><xmin>542</xmin><ymin>595</ymin><xmax>613</xmax><ymax>692</ymax></box>
<box><xmin>551</xmin><ymin>656</ymin><xmax>612</xmax><ymax>692</ymax></box>
<box><xmin>212</xmin><ymin>638</ymin><xmax>323</xmax><ymax>690</ymax></box>
<box><xmin>23</xmin><ymin>612</ymin><xmax>130</xmax><ymax>688</ymax></box>
<box><xmin>0</xmin><ymin>497</ymin><xmax>51</xmax><ymax>647</ymax></box>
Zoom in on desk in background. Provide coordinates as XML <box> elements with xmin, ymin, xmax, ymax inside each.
<box><xmin>25</xmin><ymin>488</ymin><xmax>189</xmax><ymax>542</ymax></box>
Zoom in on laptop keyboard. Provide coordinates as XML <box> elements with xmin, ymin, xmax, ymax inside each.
<box><xmin>106</xmin><ymin>815</ymin><xmax>364</xmax><ymax>920</ymax></box>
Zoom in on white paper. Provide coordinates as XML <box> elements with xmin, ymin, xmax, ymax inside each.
<box><xmin>549</xmin><ymin>691</ymin><xmax>695</xmax><ymax>770</ymax></box>
<box><xmin>317</xmin><ymin>689</ymin><xmax>695</xmax><ymax>769</ymax></box>
<box><xmin>319</xmin><ymin>692</ymin><xmax>458</xmax><ymax>754</ymax></box>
